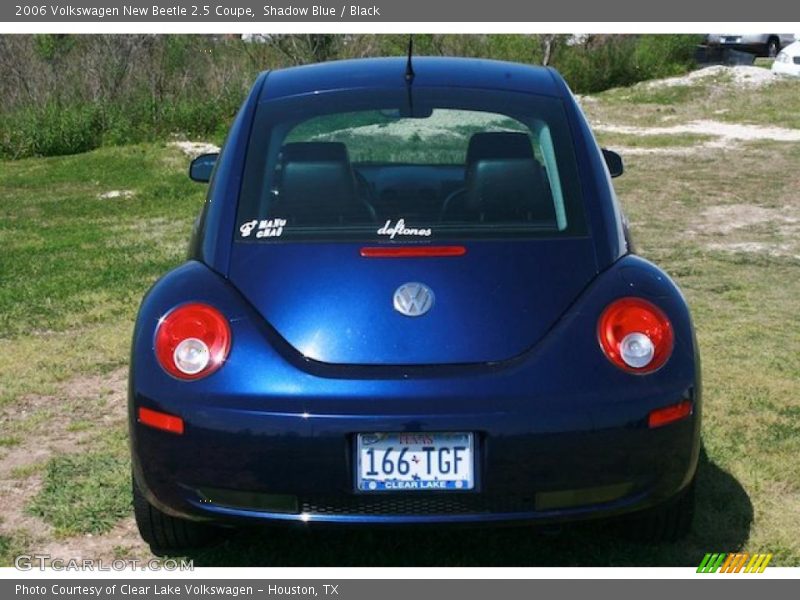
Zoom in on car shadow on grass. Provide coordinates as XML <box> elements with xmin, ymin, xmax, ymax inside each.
<box><xmin>184</xmin><ymin>445</ymin><xmax>751</xmax><ymax>567</ymax></box>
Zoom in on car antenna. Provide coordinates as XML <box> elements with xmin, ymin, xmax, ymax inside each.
<box><xmin>404</xmin><ymin>35</ymin><xmax>416</xmax><ymax>116</ymax></box>
<box><xmin>405</xmin><ymin>35</ymin><xmax>415</xmax><ymax>83</ymax></box>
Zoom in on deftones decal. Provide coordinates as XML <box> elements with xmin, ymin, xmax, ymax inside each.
<box><xmin>377</xmin><ymin>219</ymin><xmax>432</xmax><ymax>239</ymax></box>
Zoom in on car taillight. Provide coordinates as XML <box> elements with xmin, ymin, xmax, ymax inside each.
<box><xmin>155</xmin><ymin>303</ymin><xmax>231</xmax><ymax>380</ymax></box>
<box><xmin>138</xmin><ymin>407</ymin><xmax>185</xmax><ymax>434</ymax></box>
<box><xmin>598</xmin><ymin>297</ymin><xmax>673</xmax><ymax>373</ymax></box>
<box><xmin>648</xmin><ymin>401</ymin><xmax>693</xmax><ymax>428</ymax></box>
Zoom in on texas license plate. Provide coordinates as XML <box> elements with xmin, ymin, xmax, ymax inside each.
<box><xmin>356</xmin><ymin>432</ymin><xmax>475</xmax><ymax>491</ymax></box>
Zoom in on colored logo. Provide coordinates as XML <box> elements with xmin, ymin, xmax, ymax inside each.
<box><xmin>697</xmin><ymin>552</ymin><xmax>772</xmax><ymax>573</ymax></box>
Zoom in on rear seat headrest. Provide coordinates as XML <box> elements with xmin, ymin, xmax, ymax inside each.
<box><xmin>465</xmin><ymin>158</ymin><xmax>556</xmax><ymax>224</ymax></box>
<box><xmin>280</xmin><ymin>142</ymin><xmax>350</xmax><ymax>163</ymax></box>
<box><xmin>466</xmin><ymin>132</ymin><xmax>534</xmax><ymax>167</ymax></box>
<box><xmin>273</xmin><ymin>141</ymin><xmax>376</xmax><ymax>225</ymax></box>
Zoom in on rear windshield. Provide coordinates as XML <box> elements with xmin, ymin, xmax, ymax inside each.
<box><xmin>237</xmin><ymin>87</ymin><xmax>586</xmax><ymax>241</ymax></box>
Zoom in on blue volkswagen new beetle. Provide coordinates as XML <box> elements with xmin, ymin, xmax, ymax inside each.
<box><xmin>130</xmin><ymin>57</ymin><xmax>701</xmax><ymax>551</ymax></box>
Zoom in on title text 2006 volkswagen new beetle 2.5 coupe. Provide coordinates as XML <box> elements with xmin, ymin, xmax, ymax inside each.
<box><xmin>130</xmin><ymin>57</ymin><xmax>701</xmax><ymax>551</ymax></box>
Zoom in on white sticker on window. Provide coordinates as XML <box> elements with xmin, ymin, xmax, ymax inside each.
<box><xmin>377</xmin><ymin>219</ymin><xmax>432</xmax><ymax>239</ymax></box>
<box><xmin>239</xmin><ymin>220</ymin><xmax>258</xmax><ymax>237</ymax></box>
<box><xmin>240</xmin><ymin>218</ymin><xmax>286</xmax><ymax>238</ymax></box>
<box><xmin>256</xmin><ymin>218</ymin><xmax>286</xmax><ymax>238</ymax></box>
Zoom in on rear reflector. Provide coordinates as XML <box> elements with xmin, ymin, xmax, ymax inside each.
<box><xmin>360</xmin><ymin>246</ymin><xmax>466</xmax><ymax>258</ymax></box>
<box><xmin>138</xmin><ymin>407</ymin><xmax>184</xmax><ymax>435</ymax></box>
<box><xmin>648</xmin><ymin>401</ymin><xmax>693</xmax><ymax>429</ymax></box>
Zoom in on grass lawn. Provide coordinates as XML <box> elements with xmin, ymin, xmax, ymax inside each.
<box><xmin>0</xmin><ymin>68</ymin><xmax>799</xmax><ymax>567</ymax></box>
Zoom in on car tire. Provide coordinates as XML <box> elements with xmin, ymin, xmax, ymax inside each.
<box><xmin>133</xmin><ymin>475</ymin><xmax>219</xmax><ymax>553</ymax></box>
<box><xmin>767</xmin><ymin>37</ymin><xmax>780</xmax><ymax>58</ymax></box>
<box><xmin>623</xmin><ymin>478</ymin><xmax>696</xmax><ymax>543</ymax></box>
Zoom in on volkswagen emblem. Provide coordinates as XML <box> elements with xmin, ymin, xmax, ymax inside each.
<box><xmin>393</xmin><ymin>282</ymin><xmax>434</xmax><ymax>317</ymax></box>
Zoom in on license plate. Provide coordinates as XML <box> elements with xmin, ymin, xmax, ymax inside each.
<box><xmin>356</xmin><ymin>432</ymin><xmax>475</xmax><ymax>491</ymax></box>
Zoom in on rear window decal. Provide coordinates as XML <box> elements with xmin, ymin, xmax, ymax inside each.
<box><xmin>240</xmin><ymin>218</ymin><xmax>286</xmax><ymax>238</ymax></box>
<box><xmin>239</xmin><ymin>220</ymin><xmax>258</xmax><ymax>237</ymax></box>
<box><xmin>377</xmin><ymin>219</ymin><xmax>432</xmax><ymax>240</ymax></box>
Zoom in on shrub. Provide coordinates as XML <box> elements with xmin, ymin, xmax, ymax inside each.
<box><xmin>554</xmin><ymin>35</ymin><xmax>704</xmax><ymax>94</ymax></box>
<box><xmin>633</xmin><ymin>35</ymin><xmax>702</xmax><ymax>80</ymax></box>
<box><xmin>0</xmin><ymin>103</ymin><xmax>104</xmax><ymax>159</ymax></box>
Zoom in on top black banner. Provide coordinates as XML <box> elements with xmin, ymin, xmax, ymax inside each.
<box><xmin>5</xmin><ymin>0</ymin><xmax>800</xmax><ymax>22</ymax></box>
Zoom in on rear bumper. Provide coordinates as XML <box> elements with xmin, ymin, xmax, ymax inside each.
<box><xmin>718</xmin><ymin>42</ymin><xmax>765</xmax><ymax>51</ymax></box>
<box><xmin>131</xmin><ymin>397</ymin><xmax>700</xmax><ymax>525</ymax></box>
<box><xmin>707</xmin><ymin>39</ymin><xmax>772</xmax><ymax>55</ymax></box>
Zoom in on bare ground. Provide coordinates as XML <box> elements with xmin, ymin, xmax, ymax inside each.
<box><xmin>646</xmin><ymin>65</ymin><xmax>782</xmax><ymax>89</ymax></box>
<box><xmin>0</xmin><ymin>368</ymin><xmax>150</xmax><ymax>560</ymax></box>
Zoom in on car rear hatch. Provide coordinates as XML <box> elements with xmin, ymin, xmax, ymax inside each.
<box><xmin>227</xmin><ymin>239</ymin><xmax>597</xmax><ymax>365</ymax></box>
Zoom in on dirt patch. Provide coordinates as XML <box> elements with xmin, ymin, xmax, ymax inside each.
<box><xmin>608</xmin><ymin>141</ymin><xmax>727</xmax><ymax>156</ymax></box>
<box><xmin>0</xmin><ymin>367</ymin><xmax>150</xmax><ymax>561</ymax></box>
<box><xmin>169</xmin><ymin>141</ymin><xmax>220</xmax><ymax>157</ymax></box>
<box><xmin>595</xmin><ymin>119</ymin><xmax>800</xmax><ymax>144</ymax></box>
<box><xmin>40</xmin><ymin>517</ymin><xmax>148</xmax><ymax>562</ymax></box>
<box><xmin>698</xmin><ymin>204</ymin><xmax>799</xmax><ymax>235</ymax></box>
<box><xmin>647</xmin><ymin>65</ymin><xmax>780</xmax><ymax>89</ymax></box>
<box><xmin>97</xmin><ymin>190</ymin><xmax>135</xmax><ymax>200</ymax></box>
<box><xmin>0</xmin><ymin>368</ymin><xmax>128</xmax><ymax>443</ymax></box>
<box><xmin>0</xmin><ymin>474</ymin><xmax>50</xmax><ymax>547</ymax></box>
<box><xmin>596</xmin><ymin>119</ymin><xmax>800</xmax><ymax>157</ymax></box>
<box><xmin>706</xmin><ymin>241</ymin><xmax>800</xmax><ymax>260</ymax></box>
<box><xmin>690</xmin><ymin>203</ymin><xmax>800</xmax><ymax>260</ymax></box>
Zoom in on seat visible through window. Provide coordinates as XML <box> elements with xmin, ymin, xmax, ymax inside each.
<box><xmin>273</xmin><ymin>142</ymin><xmax>376</xmax><ymax>225</ymax></box>
<box><xmin>440</xmin><ymin>132</ymin><xmax>556</xmax><ymax>225</ymax></box>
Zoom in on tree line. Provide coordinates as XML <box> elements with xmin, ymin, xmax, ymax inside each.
<box><xmin>0</xmin><ymin>34</ymin><xmax>702</xmax><ymax>159</ymax></box>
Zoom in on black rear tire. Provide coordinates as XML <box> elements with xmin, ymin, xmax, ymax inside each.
<box><xmin>622</xmin><ymin>478</ymin><xmax>696</xmax><ymax>544</ymax></box>
<box><xmin>767</xmin><ymin>37</ymin><xmax>780</xmax><ymax>58</ymax></box>
<box><xmin>133</xmin><ymin>475</ymin><xmax>219</xmax><ymax>553</ymax></box>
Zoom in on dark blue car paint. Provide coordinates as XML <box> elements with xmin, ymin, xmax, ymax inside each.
<box><xmin>227</xmin><ymin>239</ymin><xmax>598</xmax><ymax>365</ymax></box>
<box><xmin>132</xmin><ymin>58</ymin><xmax>701</xmax><ymax>525</ymax></box>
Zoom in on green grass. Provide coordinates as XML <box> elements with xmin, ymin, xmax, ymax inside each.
<box><xmin>595</xmin><ymin>132</ymin><xmax>714</xmax><ymax>148</ymax></box>
<box><xmin>625</xmin><ymin>84</ymin><xmax>710</xmax><ymax>105</ymax></box>
<box><xmin>27</xmin><ymin>428</ymin><xmax>130</xmax><ymax>537</ymax></box>
<box><xmin>0</xmin><ymin>531</ymin><xmax>33</xmax><ymax>567</ymax></box>
<box><xmin>719</xmin><ymin>79</ymin><xmax>800</xmax><ymax>129</ymax></box>
<box><xmin>0</xmin><ymin>143</ymin><xmax>202</xmax><ymax>338</ymax></box>
<box><xmin>590</xmin><ymin>67</ymin><xmax>800</xmax><ymax>129</ymax></box>
<box><xmin>10</xmin><ymin>463</ymin><xmax>45</xmax><ymax>479</ymax></box>
<box><xmin>0</xmin><ymin>143</ymin><xmax>201</xmax><ymax>406</ymax></box>
<box><xmin>1</xmin><ymin>66</ymin><xmax>799</xmax><ymax>564</ymax></box>
<box><xmin>0</xmin><ymin>436</ymin><xmax>21</xmax><ymax>447</ymax></box>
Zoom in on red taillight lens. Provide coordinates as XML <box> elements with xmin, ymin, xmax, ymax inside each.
<box><xmin>598</xmin><ymin>297</ymin><xmax>673</xmax><ymax>373</ymax></box>
<box><xmin>154</xmin><ymin>303</ymin><xmax>231</xmax><ymax>380</ymax></box>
